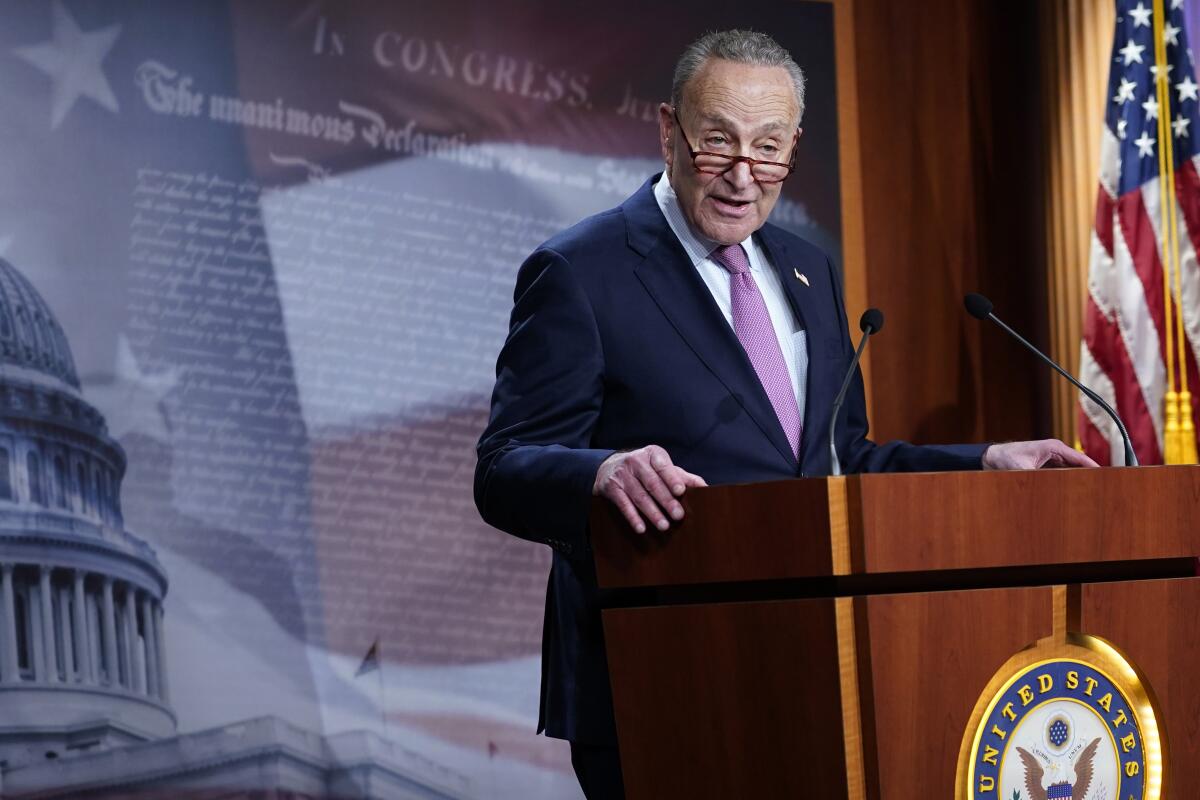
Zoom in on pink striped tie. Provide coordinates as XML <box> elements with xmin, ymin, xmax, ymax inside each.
<box><xmin>712</xmin><ymin>244</ymin><xmax>801</xmax><ymax>458</ymax></box>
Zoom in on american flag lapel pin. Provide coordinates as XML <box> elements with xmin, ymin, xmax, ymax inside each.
<box><xmin>794</xmin><ymin>268</ymin><xmax>810</xmax><ymax>286</ymax></box>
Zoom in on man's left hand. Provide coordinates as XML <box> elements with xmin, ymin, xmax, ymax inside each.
<box><xmin>982</xmin><ymin>439</ymin><xmax>1100</xmax><ymax>470</ymax></box>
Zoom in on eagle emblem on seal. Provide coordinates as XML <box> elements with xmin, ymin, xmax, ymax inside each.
<box><xmin>1016</xmin><ymin>737</ymin><xmax>1100</xmax><ymax>800</ymax></box>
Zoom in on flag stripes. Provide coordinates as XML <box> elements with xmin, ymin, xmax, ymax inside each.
<box><xmin>1079</xmin><ymin>0</ymin><xmax>1200</xmax><ymax>464</ymax></box>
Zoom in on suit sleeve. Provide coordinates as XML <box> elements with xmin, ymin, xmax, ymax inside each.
<box><xmin>824</xmin><ymin>256</ymin><xmax>988</xmax><ymax>473</ymax></box>
<box><xmin>474</xmin><ymin>247</ymin><xmax>615</xmax><ymax>557</ymax></box>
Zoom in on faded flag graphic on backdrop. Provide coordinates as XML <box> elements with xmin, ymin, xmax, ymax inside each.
<box><xmin>0</xmin><ymin>1</ymin><xmax>840</xmax><ymax>795</ymax></box>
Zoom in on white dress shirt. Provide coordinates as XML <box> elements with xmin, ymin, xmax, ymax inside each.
<box><xmin>653</xmin><ymin>174</ymin><xmax>809</xmax><ymax>424</ymax></box>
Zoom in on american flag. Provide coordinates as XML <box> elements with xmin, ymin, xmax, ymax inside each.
<box><xmin>1080</xmin><ymin>0</ymin><xmax>1200</xmax><ymax>465</ymax></box>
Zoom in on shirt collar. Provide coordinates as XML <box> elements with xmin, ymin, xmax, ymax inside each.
<box><xmin>653</xmin><ymin>171</ymin><xmax>756</xmax><ymax>266</ymax></box>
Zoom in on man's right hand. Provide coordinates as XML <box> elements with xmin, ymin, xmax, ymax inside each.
<box><xmin>592</xmin><ymin>445</ymin><xmax>707</xmax><ymax>534</ymax></box>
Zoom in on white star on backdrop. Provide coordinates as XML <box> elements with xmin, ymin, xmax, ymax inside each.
<box><xmin>1120</xmin><ymin>39</ymin><xmax>1146</xmax><ymax>66</ymax></box>
<box><xmin>12</xmin><ymin>0</ymin><xmax>122</xmax><ymax>130</ymax></box>
<box><xmin>1173</xmin><ymin>117</ymin><xmax>1191</xmax><ymax>138</ymax></box>
<box><xmin>1172</xmin><ymin>0</ymin><xmax>1184</xmax><ymax>9</ymax></box>
<box><xmin>81</xmin><ymin>335</ymin><xmax>179</xmax><ymax>443</ymax></box>
<box><xmin>1118</xmin><ymin>118</ymin><xmax>1129</xmax><ymax>140</ymax></box>
<box><xmin>1164</xmin><ymin>23</ymin><xmax>1182</xmax><ymax>47</ymax></box>
<box><xmin>1134</xmin><ymin>131</ymin><xmax>1157</xmax><ymax>157</ymax></box>
<box><xmin>1177</xmin><ymin>75</ymin><xmax>1199</xmax><ymax>102</ymax></box>
<box><xmin>1142</xmin><ymin>95</ymin><xmax>1160</xmax><ymax>119</ymax></box>
<box><xmin>1129</xmin><ymin>2</ymin><xmax>1153</xmax><ymax>27</ymax></box>
<box><xmin>1115</xmin><ymin>77</ymin><xmax>1138</xmax><ymax>104</ymax></box>
<box><xmin>1150</xmin><ymin>62</ymin><xmax>1174</xmax><ymax>81</ymax></box>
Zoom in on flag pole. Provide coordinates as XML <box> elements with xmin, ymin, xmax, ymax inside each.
<box><xmin>1157</xmin><ymin>0</ymin><xmax>1198</xmax><ymax>462</ymax></box>
<box><xmin>1152</xmin><ymin>0</ymin><xmax>1184</xmax><ymax>463</ymax></box>
<box><xmin>1165</xmin><ymin>68</ymin><xmax>1198</xmax><ymax>464</ymax></box>
<box><xmin>1157</xmin><ymin>0</ymin><xmax>1197</xmax><ymax>462</ymax></box>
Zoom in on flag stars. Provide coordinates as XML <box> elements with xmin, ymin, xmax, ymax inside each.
<box><xmin>12</xmin><ymin>0</ymin><xmax>122</xmax><ymax>130</ymax></box>
<box><xmin>1134</xmin><ymin>130</ymin><xmax>1157</xmax><ymax>157</ymax></box>
<box><xmin>1151</xmin><ymin>62</ymin><xmax>1174</xmax><ymax>82</ymax></box>
<box><xmin>1173</xmin><ymin>117</ymin><xmax>1190</xmax><ymax>138</ymax></box>
<box><xmin>1120</xmin><ymin>39</ymin><xmax>1146</xmax><ymax>66</ymax></box>
<box><xmin>1177</xmin><ymin>75</ymin><xmax>1199</xmax><ymax>102</ymax></box>
<box><xmin>1115</xmin><ymin>77</ymin><xmax>1138</xmax><ymax>104</ymax></box>
<box><xmin>1163</xmin><ymin>23</ymin><xmax>1181</xmax><ymax>47</ymax></box>
<box><xmin>1118</xmin><ymin>118</ymin><xmax>1129</xmax><ymax>140</ymax></box>
<box><xmin>1142</xmin><ymin>95</ymin><xmax>1160</xmax><ymax>119</ymax></box>
<box><xmin>1128</xmin><ymin>2</ymin><xmax>1152</xmax><ymax>27</ymax></box>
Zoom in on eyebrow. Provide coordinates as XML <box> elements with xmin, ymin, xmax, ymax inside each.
<box><xmin>695</xmin><ymin>113</ymin><xmax>794</xmax><ymax>137</ymax></box>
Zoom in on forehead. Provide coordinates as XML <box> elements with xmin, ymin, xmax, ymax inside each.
<box><xmin>683</xmin><ymin>58</ymin><xmax>798</xmax><ymax>130</ymax></box>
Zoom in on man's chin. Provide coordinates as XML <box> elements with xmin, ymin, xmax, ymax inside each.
<box><xmin>697</xmin><ymin>218</ymin><xmax>758</xmax><ymax>245</ymax></box>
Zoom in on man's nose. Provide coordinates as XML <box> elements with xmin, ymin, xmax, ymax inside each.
<box><xmin>724</xmin><ymin>160</ymin><xmax>755</xmax><ymax>190</ymax></box>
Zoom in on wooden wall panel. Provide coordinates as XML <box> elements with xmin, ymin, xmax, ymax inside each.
<box><xmin>847</xmin><ymin>0</ymin><xmax>1051</xmax><ymax>444</ymax></box>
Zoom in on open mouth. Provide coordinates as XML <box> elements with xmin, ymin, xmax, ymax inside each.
<box><xmin>711</xmin><ymin>196</ymin><xmax>753</xmax><ymax>215</ymax></box>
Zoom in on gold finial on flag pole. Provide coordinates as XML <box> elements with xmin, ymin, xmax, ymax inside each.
<box><xmin>1180</xmin><ymin>391</ymin><xmax>1198</xmax><ymax>461</ymax></box>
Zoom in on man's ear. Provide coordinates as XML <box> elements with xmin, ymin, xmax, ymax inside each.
<box><xmin>658</xmin><ymin>103</ymin><xmax>675</xmax><ymax>171</ymax></box>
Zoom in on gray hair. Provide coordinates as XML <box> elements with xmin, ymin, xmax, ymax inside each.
<box><xmin>670</xmin><ymin>29</ymin><xmax>806</xmax><ymax>124</ymax></box>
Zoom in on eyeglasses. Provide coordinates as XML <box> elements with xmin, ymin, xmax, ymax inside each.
<box><xmin>673</xmin><ymin>109</ymin><xmax>798</xmax><ymax>184</ymax></box>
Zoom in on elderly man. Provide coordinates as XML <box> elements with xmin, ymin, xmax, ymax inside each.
<box><xmin>475</xmin><ymin>29</ymin><xmax>1093</xmax><ymax>799</ymax></box>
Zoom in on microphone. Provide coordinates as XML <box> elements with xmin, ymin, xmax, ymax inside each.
<box><xmin>963</xmin><ymin>292</ymin><xmax>1138</xmax><ymax>466</ymax></box>
<box><xmin>829</xmin><ymin>308</ymin><xmax>884</xmax><ymax>476</ymax></box>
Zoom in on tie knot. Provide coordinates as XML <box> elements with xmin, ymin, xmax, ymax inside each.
<box><xmin>712</xmin><ymin>244</ymin><xmax>751</xmax><ymax>275</ymax></box>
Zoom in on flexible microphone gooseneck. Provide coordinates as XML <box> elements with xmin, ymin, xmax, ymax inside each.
<box><xmin>963</xmin><ymin>292</ymin><xmax>1137</xmax><ymax>467</ymax></box>
<box><xmin>829</xmin><ymin>308</ymin><xmax>884</xmax><ymax>477</ymax></box>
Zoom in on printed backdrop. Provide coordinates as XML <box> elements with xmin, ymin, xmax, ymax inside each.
<box><xmin>0</xmin><ymin>1</ymin><xmax>840</xmax><ymax>796</ymax></box>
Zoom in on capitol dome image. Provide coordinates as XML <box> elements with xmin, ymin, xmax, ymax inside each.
<box><xmin>0</xmin><ymin>258</ymin><xmax>468</xmax><ymax>799</ymax></box>
<box><xmin>0</xmin><ymin>258</ymin><xmax>173</xmax><ymax>761</ymax></box>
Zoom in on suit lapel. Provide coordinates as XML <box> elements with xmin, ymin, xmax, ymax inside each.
<box><xmin>756</xmin><ymin>225</ymin><xmax>827</xmax><ymax>349</ymax></box>
<box><xmin>624</xmin><ymin>178</ymin><xmax>797</xmax><ymax>469</ymax></box>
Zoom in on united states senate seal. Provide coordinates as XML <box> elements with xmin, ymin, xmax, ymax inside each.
<box><xmin>956</xmin><ymin>632</ymin><xmax>1166</xmax><ymax>800</ymax></box>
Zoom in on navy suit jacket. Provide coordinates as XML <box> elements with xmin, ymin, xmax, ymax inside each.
<box><xmin>475</xmin><ymin>174</ymin><xmax>986</xmax><ymax>744</ymax></box>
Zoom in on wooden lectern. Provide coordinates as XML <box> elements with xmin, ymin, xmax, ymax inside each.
<box><xmin>590</xmin><ymin>466</ymin><xmax>1200</xmax><ymax>798</ymax></box>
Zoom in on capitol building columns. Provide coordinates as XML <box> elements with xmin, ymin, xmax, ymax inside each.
<box><xmin>72</xmin><ymin>569</ymin><xmax>91</xmax><ymax>682</ymax></box>
<box><xmin>57</xmin><ymin>580</ymin><xmax>72</xmax><ymax>683</ymax></box>
<box><xmin>100</xmin><ymin>576</ymin><xmax>119</xmax><ymax>686</ymax></box>
<box><xmin>37</xmin><ymin>565</ymin><xmax>56</xmax><ymax>683</ymax></box>
<box><xmin>122</xmin><ymin>586</ymin><xmax>138</xmax><ymax>691</ymax></box>
<box><xmin>0</xmin><ymin>566</ymin><xmax>167</xmax><ymax>700</ymax></box>
<box><xmin>154</xmin><ymin>600</ymin><xmax>168</xmax><ymax>702</ymax></box>
<box><xmin>141</xmin><ymin>592</ymin><xmax>159</xmax><ymax>698</ymax></box>
<box><xmin>1</xmin><ymin>564</ymin><xmax>17</xmax><ymax>682</ymax></box>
